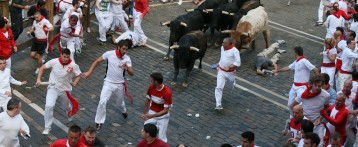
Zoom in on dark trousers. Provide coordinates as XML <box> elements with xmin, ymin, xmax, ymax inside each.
<box><xmin>10</xmin><ymin>12</ymin><xmax>23</xmax><ymax>41</ymax></box>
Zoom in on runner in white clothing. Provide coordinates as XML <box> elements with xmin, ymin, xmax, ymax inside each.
<box><xmin>274</xmin><ymin>46</ymin><xmax>319</xmax><ymax>117</ymax></box>
<box><xmin>95</xmin><ymin>0</ymin><xmax>113</xmax><ymax>44</ymax></box>
<box><xmin>320</xmin><ymin>38</ymin><xmax>337</xmax><ymax>86</ymax></box>
<box><xmin>112</xmin><ymin>31</ymin><xmax>146</xmax><ymax>48</ymax></box>
<box><xmin>27</xmin><ymin>12</ymin><xmax>54</xmax><ymax>75</ymax></box>
<box><xmin>237</xmin><ymin>131</ymin><xmax>259</xmax><ymax>147</ymax></box>
<box><xmin>62</xmin><ymin>0</ymin><xmax>83</xmax><ymax>23</ymax></box>
<box><xmin>337</xmin><ymin>39</ymin><xmax>358</xmax><ymax>92</ymax></box>
<box><xmin>110</xmin><ymin>0</ymin><xmax>129</xmax><ymax>32</ymax></box>
<box><xmin>0</xmin><ymin>98</ymin><xmax>30</xmax><ymax>147</ymax></box>
<box><xmin>214</xmin><ymin>38</ymin><xmax>241</xmax><ymax>110</ymax></box>
<box><xmin>36</xmin><ymin>49</ymin><xmax>82</xmax><ymax>135</ymax></box>
<box><xmin>0</xmin><ymin>58</ymin><xmax>26</xmax><ymax>112</ymax></box>
<box><xmin>82</xmin><ymin>40</ymin><xmax>134</xmax><ymax>132</ymax></box>
<box><xmin>325</xmin><ymin>6</ymin><xmax>344</xmax><ymax>38</ymax></box>
<box><xmin>291</xmin><ymin>75</ymin><xmax>330</xmax><ymax>147</ymax></box>
<box><xmin>53</xmin><ymin>0</ymin><xmax>73</xmax><ymax>24</ymax></box>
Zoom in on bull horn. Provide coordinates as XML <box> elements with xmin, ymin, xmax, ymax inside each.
<box><xmin>241</xmin><ymin>32</ymin><xmax>249</xmax><ymax>36</ymax></box>
<box><xmin>190</xmin><ymin>46</ymin><xmax>200</xmax><ymax>52</ymax></box>
<box><xmin>222</xmin><ymin>11</ymin><xmax>229</xmax><ymax>15</ymax></box>
<box><xmin>170</xmin><ymin>45</ymin><xmax>179</xmax><ymax>49</ymax></box>
<box><xmin>221</xmin><ymin>30</ymin><xmax>234</xmax><ymax>34</ymax></box>
<box><xmin>160</xmin><ymin>21</ymin><xmax>170</xmax><ymax>26</ymax></box>
<box><xmin>204</xmin><ymin>9</ymin><xmax>213</xmax><ymax>12</ymax></box>
<box><xmin>185</xmin><ymin>8</ymin><xmax>194</xmax><ymax>12</ymax></box>
<box><xmin>180</xmin><ymin>22</ymin><xmax>188</xmax><ymax>27</ymax></box>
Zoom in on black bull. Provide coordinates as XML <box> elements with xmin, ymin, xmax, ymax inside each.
<box><xmin>170</xmin><ymin>31</ymin><xmax>207</xmax><ymax>87</ymax></box>
<box><xmin>161</xmin><ymin>11</ymin><xmax>205</xmax><ymax>60</ymax></box>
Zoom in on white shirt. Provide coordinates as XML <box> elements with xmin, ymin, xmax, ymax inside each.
<box><xmin>45</xmin><ymin>58</ymin><xmax>81</xmax><ymax>91</ymax></box>
<box><xmin>218</xmin><ymin>46</ymin><xmax>241</xmax><ymax>68</ymax></box>
<box><xmin>60</xmin><ymin>17</ymin><xmax>81</xmax><ymax>38</ymax></box>
<box><xmin>32</xmin><ymin>18</ymin><xmax>53</xmax><ymax>40</ymax></box>
<box><xmin>341</xmin><ymin>47</ymin><xmax>358</xmax><ymax>72</ymax></box>
<box><xmin>326</xmin><ymin>15</ymin><xmax>344</xmax><ymax>38</ymax></box>
<box><xmin>288</xmin><ymin>58</ymin><xmax>315</xmax><ymax>83</ymax></box>
<box><xmin>102</xmin><ymin>50</ymin><xmax>132</xmax><ymax>84</ymax></box>
<box><xmin>295</xmin><ymin>89</ymin><xmax>330</xmax><ymax>121</ymax></box>
<box><xmin>338</xmin><ymin>1</ymin><xmax>348</xmax><ymax>13</ymax></box>
<box><xmin>337</xmin><ymin>40</ymin><xmax>347</xmax><ymax>58</ymax></box>
<box><xmin>237</xmin><ymin>145</ymin><xmax>259</xmax><ymax>147</ymax></box>
<box><xmin>352</xmin><ymin>80</ymin><xmax>358</xmax><ymax>94</ymax></box>
<box><xmin>62</xmin><ymin>6</ymin><xmax>83</xmax><ymax>23</ymax></box>
<box><xmin>350</xmin><ymin>22</ymin><xmax>358</xmax><ymax>41</ymax></box>
<box><xmin>0</xmin><ymin>112</ymin><xmax>29</xmax><ymax>147</ymax></box>
<box><xmin>0</xmin><ymin>68</ymin><xmax>21</xmax><ymax>95</ymax></box>
<box><xmin>114</xmin><ymin>31</ymin><xmax>139</xmax><ymax>47</ymax></box>
<box><xmin>322</xmin><ymin>47</ymin><xmax>337</xmax><ymax>63</ymax></box>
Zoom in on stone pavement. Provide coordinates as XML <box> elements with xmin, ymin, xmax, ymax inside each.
<box><xmin>9</xmin><ymin>0</ymin><xmax>327</xmax><ymax>146</ymax></box>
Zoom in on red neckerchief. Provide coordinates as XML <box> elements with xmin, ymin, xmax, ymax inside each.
<box><xmin>325</xmin><ymin>47</ymin><xmax>332</xmax><ymax>52</ymax></box>
<box><xmin>115</xmin><ymin>49</ymin><xmax>124</xmax><ymax>59</ymax></box>
<box><xmin>58</xmin><ymin>57</ymin><xmax>72</xmax><ymax>67</ymax></box>
<box><xmin>36</xmin><ymin>15</ymin><xmax>45</xmax><ymax>23</ymax></box>
<box><xmin>301</xmin><ymin>86</ymin><xmax>321</xmax><ymax>99</ymax></box>
<box><xmin>296</xmin><ymin>56</ymin><xmax>305</xmax><ymax>62</ymax></box>
<box><xmin>224</xmin><ymin>44</ymin><xmax>234</xmax><ymax>50</ymax></box>
<box><xmin>353</xmin><ymin>79</ymin><xmax>358</xmax><ymax>82</ymax></box>
<box><xmin>342</xmin><ymin>89</ymin><xmax>351</xmax><ymax>98</ymax></box>
<box><xmin>251</xmin><ymin>144</ymin><xmax>255</xmax><ymax>147</ymax></box>
<box><xmin>332</xmin><ymin>12</ymin><xmax>340</xmax><ymax>18</ymax></box>
<box><xmin>323</xmin><ymin>84</ymin><xmax>330</xmax><ymax>90</ymax></box>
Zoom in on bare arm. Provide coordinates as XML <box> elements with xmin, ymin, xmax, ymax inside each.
<box><xmin>127</xmin><ymin>67</ymin><xmax>134</xmax><ymax>76</ymax></box>
<box><xmin>82</xmin><ymin>57</ymin><xmax>104</xmax><ymax>79</ymax></box>
<box><xmin>313</xmin><ymin>67</ymin><xmax>320</xmax><ymax>75</ymax></box>
<box><xmin>72</xmin><ymin>75</ymin><xmax>81</xmax><ymax>86</ymax></box>
<box><xmin>142</xmin><ymin>98</ymin><xmax>150</xmax><ymax>114</ymax></box>
<box><xmin>276</xmin><ymin>66</ymin><xmax>289</xmax><ymax>73</ymax></box>
<box><xmin>95</xmin><ymin>0</ymin><xmax>102</xmax><ymax>10</ymax></box>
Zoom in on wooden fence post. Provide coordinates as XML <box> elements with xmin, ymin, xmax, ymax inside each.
<box><xmin>45</xmin><ymin>0</ymin><xmax>54</xmax><ymax>41</ymax></box>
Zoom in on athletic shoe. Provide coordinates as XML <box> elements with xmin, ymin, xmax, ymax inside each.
<box><xmin>315</xmin><ymin>22</ymin><xmax>323</xmax><ymax>26</ymax></box>
<box><xmin>96</xmin><ymin>123</ymin><xmax>102</xmax><ymax>132</ymax></box>
<box><xmin>129</xmin><ymin>15</ymin><xmax>133</xmax><ymax>19</ymax></box>
<box><xmin>277</xmin><ymin>49</ymin><xmax>287</xmax><ymax>54</ymax></box>
<box><xmin>96</xmin><ymin>38</ymin><xmax>106</xmax><ymax>46</ymax></box>
<box><xmin>75</xmin><ymin>49</ymin><xmax>81</xmax><ymax>56</ymax></box>
<box><xmin>87</xmin><ymin>28</ymin><xmax>91</xmax><ymax>33</ymax></box>
<box><xmin>276</xmin><ymin>40</ymin><xmax>286</xmax><ymax>45</ymax></box>
<box><xmin>178</xmin><ymin>0</ymin><xmax>182</xmax><ymax>5</ymax></box>
<box><xmin>122</xmin><ymin>112</ymin><xmax>128</xmax><ymax>119</ymax></box>
<box><xmin>68</xmin><ymin>115</ymin><xmax>74</xmax><ymax>121</ymax></box>
<box><xmin>42</xmin><ymin>128</ymin><xmax>51</xmax><ymax>135</ymax></box>
<box><xmin>214</xmin><ymin>105</ymin><xmax>223</xmax><ymax>110</ymax></box>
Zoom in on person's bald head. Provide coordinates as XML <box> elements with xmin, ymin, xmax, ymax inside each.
<box><xmin>335</xmin><ymin>93</ymin><xmax>345</xmax><ymax>108</ymax></box>
<box><xmin>343</xmin><ymin>79</ymin><xmax>353</xmax><ymax>94</ymax></box>
<box><xmin>293</xmin><ymin>105</ymin><xmax>303</xmax><ymax>123</ymax></box>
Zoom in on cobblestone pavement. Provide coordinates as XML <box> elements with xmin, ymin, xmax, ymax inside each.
<box><xmin>10</xmin><ymin>0</ymin><xmax>328</xmax><ymax>146</ymax></box>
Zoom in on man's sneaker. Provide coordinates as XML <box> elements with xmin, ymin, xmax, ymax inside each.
<box><xmin>75</xmin><ymin>49</ymin><xmax>81</xmax><ymax>56</ymax></box>
<box><xmin>276</xmin><ymin>40</ymin><xmax>286</xmax><ymax>45</ymax></box>
<box><xmin>277</xmin><ymin>49</ymin><xmax>287</xmax><ymax>54</ymax></box>
<box><xmin>42</xmin><ymin>128</ymin><xmax>51</xmax><ymax>135</ymax></box>
<box><xmin>96</xmin><ymin>38</ymin><xmax>106</xmax><ymax>46</ymax></box>
<box><xmin>129</xmin><ymin>15</ymin><xmax>133</xmax><ymax>19</ymax></box>
<box><xmin>214</xmin><ymin>105</ymin><xmax>223</xmax><ymax>110</ymax></box>
<box><xmin>96</xmin><ymin>123</ymin><xmax>102</xmax><ymax>132</ymax></box>
<box><xmin>122</xmin><ymin>112</ymin><xmax>128</xmax><ymax>119</ymax></box>
<box><xmin>68</xmin><ymin>115</ymin><xmax>74</xmax><ymax>121</ymax></box>
<box><xmin>316</xmin><ymin>21</ymin><xmax>323</xmax><ymax>26</ymax></box>
<box><xmin>33</xmin><ymin>68</ymin><xmax>39</xmax><ymax>76</ymax></box>
<box><xmin>87</xmin><ymin>28</ymin><xmax>91</xmax><ymax>33</ymax></box>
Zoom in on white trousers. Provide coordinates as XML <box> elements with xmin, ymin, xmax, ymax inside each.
<box><xmin>257</xmin><ymin>42</ymin><xmax>281</xmax><ymax>64</ymax></box>
<box><xmin>0</xmin><ymin>94</ymin><xmax>11</xmax><ymax>112</ymax></box>
<box><xmin>144</xmin><ymin>110</ymin><xmax>170</xmax><ymax>143</ymax></box>
<box><xmin>133</xmin><ymin>9</ymin><xmax>147</xmax><ymax>44</ymax></box>
<box><xmin>318</xmin><ymin>0</ymin><xmax>325</xmax><ymax>22</ymax></box>
<box><xmin>321</xmin><ymin>67</ymin><xmax>335</xmax><ymax>86</ymax></box>
<box><xmin>95</xmin><ymin>81</ymin><xmax>126</xmax><ymax>124</ymax></box>
<box><xmin>44</xmin><ymin>86</ymin><xmax>72</xmax><ymax>129</ymax></box>
<box><xmin>111</xmin><ymin>11</ymin><xmax>129</xmax><ymax>32</ymax></box>
<box><xmin>287</xmin><ymin>84</ymin><xmax>307</xmax><ymax>117</ymax></box>
<box><xmin>6</xmin><ymin>58</ymin><xmax>11</xmax><ymax>69</ymax></box>
<box><xmin>60</xmin><ymin>37</ymin><xmax>79</xmax><ymax>63</ymax></box>
<box><xmin>314</xmin><ymin>123</ymin><xmax>326</xmax><ymax>147</ymax></box>
<box><xmin>95</xmin><ymin>9</ymin><xmax>113</xmax><ymax>42</ymax></box>
<box><xmin>337</xmin><ymin>71</ymin><xmax>352</xmax><ymax>92</ymax></box>
<box><xmin>215</xmin><ymin>70</ymin><xmax>236</xmax><ymax>107</ymax></box>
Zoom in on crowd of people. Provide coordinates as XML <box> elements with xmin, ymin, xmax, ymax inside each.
<box><xmin>5</xmin><ymin>0</ymin><xmax>358</xmax><ymax>146</ymax></box>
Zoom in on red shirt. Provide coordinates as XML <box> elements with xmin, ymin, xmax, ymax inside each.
<box><xmin>136</xmin><ymin>138</ymin><xmax>169</xmax><ymax>147</ymax></box>
<box><xmin>0</xmin><ymin>28</ymin><xmax>16</xmax><ymax>60</ymax></box>
<box><xmin>134</xmin><ymin>0</ymin><xmax>149</xmax><ymax>17</ymax></box>
<box><xmin>50</xmin><ymin>139</ymin><xmax>89</xmax><ymax>147</ymax></box>
<box><xmin>146</xmin><ymin>85</ymin><xmax>172</xmax><ymax>112</ymax></box>
<box><xmin>80</xmin><ymin>134</ymin><xmax>93</xmax><ymax>147</ymax></box>
<box><xmin>321</xmin><ymin>104</ymin><xmax>348</xmax><ymax>145</ymax></box>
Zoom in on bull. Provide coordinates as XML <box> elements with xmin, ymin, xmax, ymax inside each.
<box><xmin>222</xmin><ymin>6</ymin><xmax>269</xmax><ymax>50</ymax></box>
<box><xmin>231</xmin><ymin>0</ymin><xmax>262</xmax><ymax>29</ymax></box>
<box><xmin>170</xmin><ymin>31</ymin><xmax>207</xmax><ymax>87</ymax></box>
<box><xmin>161</xmin><ymin>11</ymin><xmax>205</xmax><ymax>60</ymax></box>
